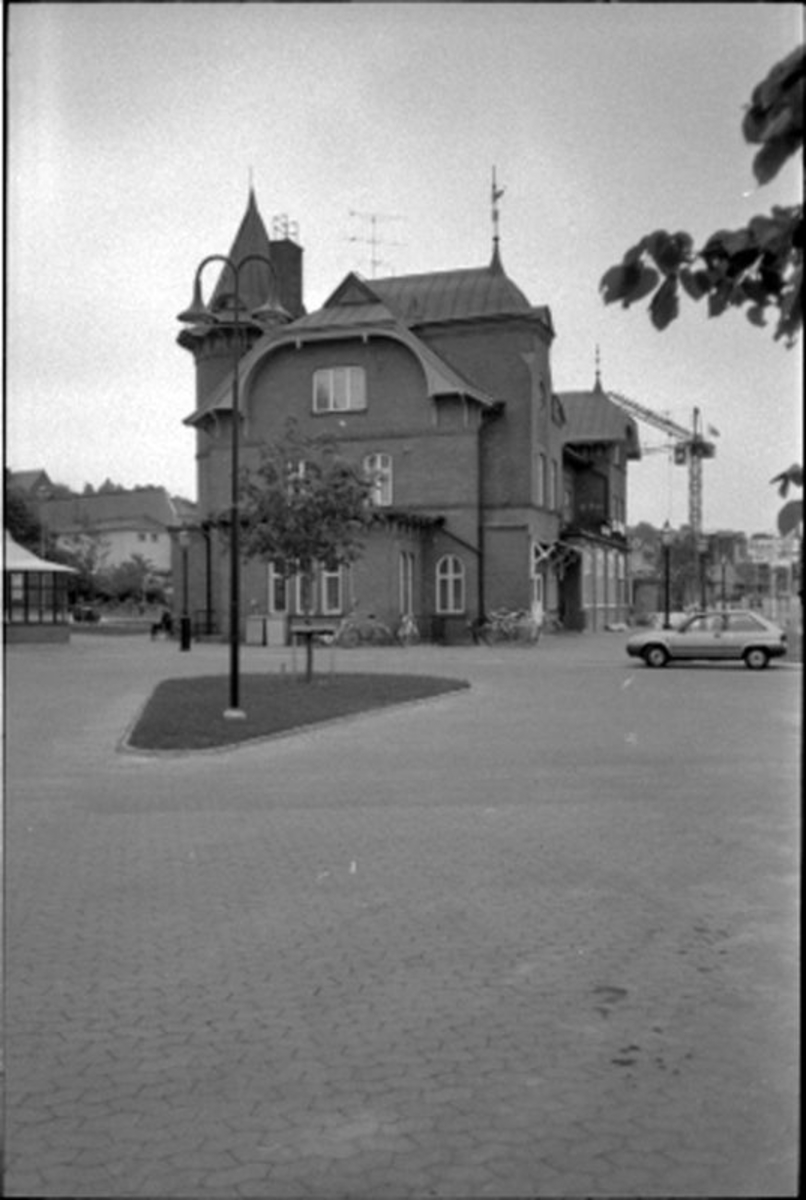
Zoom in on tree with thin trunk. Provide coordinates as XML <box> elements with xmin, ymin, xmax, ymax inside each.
<box><xmin>240</xmin><ymin>421</ymin><xmax>375</xmax><ymax>681</ymax></box>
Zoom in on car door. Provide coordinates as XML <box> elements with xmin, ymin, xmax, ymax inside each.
<box><xmin>671</xmin><ymin>614</ymin><xmax>726</xmax><ymax>659</ymax></box>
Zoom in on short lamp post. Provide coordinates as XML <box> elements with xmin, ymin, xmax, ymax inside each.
<box><xmin>178</xmin><ymin>527</ymin><xmax>192</xmax><ymax>652</ymax></box>
<box><xmin>178</xmin><ymin>253</ymin><xmax>286</xmax><ymax>718</ymax></box>
<box><xmin>661</xmin><ymin>521</ymin><xmax>673</xmax><ymax>629</ymax></box>
<box><xmin>697</xmin><ymin>534</ymin><xmax>709</xmax><ymax>610</ymax></box>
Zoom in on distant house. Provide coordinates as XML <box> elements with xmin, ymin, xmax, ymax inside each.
<box><xmin>38</xmin><ymin>487</ymin><xmax>185</xmax><ymax>576</ymax></box>
<box><xmin>4</xmin><ymin>532</ymin><xmax>76</xmax><ymax>643</ymax></box>
<box><xmin>8</xmin><ymin>469</ymin><xmax>58</xmax><ymax>499</ymax></box>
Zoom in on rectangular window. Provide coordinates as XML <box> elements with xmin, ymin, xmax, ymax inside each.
<box><xmin>322</xmin><ymin>567</ymin><xmax>342</xmax><ymax>615</ymax></box>
<box><xmin>313</xmin><ymin>366</ymin><xmax>366</xmax><ymax>413</ymax></box>
<box><xmin>364</xmin><ymin>453</ymin><xmax>393</xmax><ymax>507</ymax></box>
<box><xmin>536</xmin><ymin>453</ymin><xmax>546</xmax><ymax>507</ymax></box>
<box><xmin>268</xmin><ymin>563</ymin><xmax>288</xmax><ymax>614</ymax></box>
<box><xmin>582</xmin><ymin>549</ymin><xmax>593</xmax><ymax>607</ymax></box>
<box><xmin>551</xmin><ymin>460</ymin><xmax>559</xmax><ymax>511</ymax></box>
<box><xmin>399</xmin><ymin>551</ymin><xmax>415</xmax><ymax>614</ymax></box>
<box><xmin>295</xmin><ymin>572</ymin><xmax>314</xmax><ymax>615</ymax></box>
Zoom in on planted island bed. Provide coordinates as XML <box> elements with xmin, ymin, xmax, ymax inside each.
<box><xmin>127</xmin><ymin>672</ymin><xmax>470</xmax><ymax>751</ymax></box>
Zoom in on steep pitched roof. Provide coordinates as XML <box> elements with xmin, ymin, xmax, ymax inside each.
<box><xmin>558</xmin><ymin>386</ymin><xmax>642</xmax><ymax>459</ymax></box>
<box><xmin>8</xmin><ymin>469</ymin><xmax>54</xmax><ymax>495</ymax></box>
<box><xmin>208</xmin><ymin>189</ymin><xmax>287</xmax><ymax>319</ymax></box>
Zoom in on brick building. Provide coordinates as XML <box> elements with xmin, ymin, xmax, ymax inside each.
<box><xmin>176</xmin><ymin>192</ymin><xmax>638</xmax><ymax>642</ymax></box>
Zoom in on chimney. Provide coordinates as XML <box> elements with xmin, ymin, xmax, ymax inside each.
<box><xmin>269</xmin><ymin>238</ymin><xmax>305</xmax><ymax>319</ymax></box>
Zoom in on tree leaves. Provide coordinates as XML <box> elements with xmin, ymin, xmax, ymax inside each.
<box><xmin>649</xmin><ymin>276</ymin><xmax>679</xmax><ymax>331</ymax></box>
<box><xmin>600</xmin><ymin>46</ymin><xmax>803</xmax><ymax>345</ymax></box>
<box><xmin>238</xmin><ymin>419</ymin><xmax>375</xmax><ymax>577</ymax></box>
<box><xmin>742</xmin><ymin>44</ymin><xmax>804</xmax><ymax>185</ymax></box>
<box><xmin>777</xmin><ymin>498</ymin><xmax>803</xmax><ymax>537</ymax></box>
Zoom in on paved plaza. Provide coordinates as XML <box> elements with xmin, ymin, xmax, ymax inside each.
<box><xmin>4</xmin><ymin>631</ymin><xmax>800</xmax><ymax>1197</ymax></box>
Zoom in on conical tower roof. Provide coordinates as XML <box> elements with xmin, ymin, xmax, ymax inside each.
<box><xmin>208</xmin><ymin>189</ymin><xmax>281</xmax><ymax>317</ymax></box>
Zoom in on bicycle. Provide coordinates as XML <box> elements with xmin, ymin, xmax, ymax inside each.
<box><xmin>332</xmin><ymin>612</ymin><xmax>395</xmax><ymax>648</ymax></box>
<box><xmin>396</xmin><ymin>613</ymin><xmax>420</xmax><ymax>647</ymax></box>
<box><xmin>473</xmin><ymin>608</ymin><xmax>541</xmax><ymax>645</ymax></box>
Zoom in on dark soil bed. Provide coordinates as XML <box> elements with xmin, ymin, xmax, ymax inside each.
<box><xmin>127</xmin><ymin>672</ymin><xmax>470</xmax><ymax>751</ymax></box>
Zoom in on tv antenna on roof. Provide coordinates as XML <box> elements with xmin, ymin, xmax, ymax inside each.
<box><xmin>271</xmin><ymin>214</ymin><xmax>300</xmax><ymax>243</ymax></box>
<box><xmin>347</xmin><ymin>209</ymin><xmax>406</xmax><ymax>277</ymax></box>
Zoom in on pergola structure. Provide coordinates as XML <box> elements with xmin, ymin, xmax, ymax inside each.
<box><xmin>4</xmin><ymin>534</ymin><xmax>77</xmax><ymax>642</ymax></box>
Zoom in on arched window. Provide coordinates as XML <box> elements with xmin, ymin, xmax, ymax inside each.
<box><xmin>436</xmin><ymin>555</ymin><xmax>465</xmax><ymax>614</ymax></box>
<box><xmin>364</xmin><ymin>453</ymin><xmax>393</xmax><ymax>507</ymax></box>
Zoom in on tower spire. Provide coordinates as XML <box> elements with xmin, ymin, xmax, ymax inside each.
<box><xmin>594</xmin><ymin>344</ymin><xmax>603</xmax><ymax>392</ymax></box>
<box><xmin>491</xmin><ymin>166</ymin><xmax>505</xmax><ymax>270</ymax></box>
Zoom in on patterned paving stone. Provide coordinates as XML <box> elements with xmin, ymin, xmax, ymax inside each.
<box><xmin>4</xmin><ymin>638</ymin><xmax>799</xmax><ymax>1198</ymax></box>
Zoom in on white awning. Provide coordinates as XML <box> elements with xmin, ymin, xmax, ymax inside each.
<box><xmin>4</xmin><ymin>533</ymin><xmax>77</xmax><ymax>573</ymax></box>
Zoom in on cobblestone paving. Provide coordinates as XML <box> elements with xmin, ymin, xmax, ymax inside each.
<box><xmin>4</xmin><ymin>636</ymin><xmax>800</xmax><ymax>1197</ymax></box>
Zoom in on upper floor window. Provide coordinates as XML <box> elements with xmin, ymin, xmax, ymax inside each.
<box><xmin>436</xmin><ymin>555</ymin><xmax>465</xmax><ymax>614</ymax></box>
<box><xmin>364</xmin><ymin>453</ymin><xmax>393</xmax><ymax>507</ymax></box>
<box><xmin>313</xmin><ymin>366</ymin><xmax>366</xmax><ymax>413</ymax></box>
<box><xmin>550</xmin><ymin>459</ymin><xmax>559</xmax><ymax>511</ymax></box>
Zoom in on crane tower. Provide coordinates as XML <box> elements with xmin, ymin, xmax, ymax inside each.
<box><xmin>607</xmin><ymin>392</ymin><xmax>717</xmax><ymax>537</ymax></box>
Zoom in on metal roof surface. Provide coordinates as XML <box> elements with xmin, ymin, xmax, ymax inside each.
<box><xmin>370</xmin><ymin>265</ymin><xmax>546</xmax><ymax>325</ymax></box>
<box><xmin>558</xmin><ymin>389</ymin><xmax>642</xmax><ymax>459</ymax></box>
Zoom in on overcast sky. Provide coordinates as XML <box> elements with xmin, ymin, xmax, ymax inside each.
<box><xmin>6</xmin><ymin>2</ymin><xmax>803</xmax><ymax>534</ymax></box>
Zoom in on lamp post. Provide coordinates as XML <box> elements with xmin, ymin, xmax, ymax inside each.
<box><xmin>178</xmin><ymin>527</ymin><xmax>192</xmax><ymax>651</ymax></box>
<box><xmin>697</xmin><ymin>534</ymin><xmax>709</xmax><ymax>610</ymax></box>
<box><xmin>660</xmin><ymin>521</ymin><xmax>673</xmax><ymax>629</ymax></box>
<box><xmin>178</xmin><ymin>252</ymin><xmax>283</xmax><ymax>718</ymax></box>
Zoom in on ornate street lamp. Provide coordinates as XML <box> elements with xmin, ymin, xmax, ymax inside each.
<box><xmin>178</xmin><ymin>253</ymin><xmax>286</xmax><ymax>717</ymax></box>
<box><xmin>177</xmin><ymin>526</ymin><xmax>192</xmax><ymax>652</ymax></box>
<box><xmin>660</xmin><ymin>521</ymin><xmax>673</xmax><ymax>629</ymax></box>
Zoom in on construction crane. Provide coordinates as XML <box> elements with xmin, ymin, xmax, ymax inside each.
<box><xmin>607</xmin><ymin>392</ymin><xmax>717</xmax><ymax>537</ymax></box>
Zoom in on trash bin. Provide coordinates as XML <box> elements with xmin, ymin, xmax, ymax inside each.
<box><xmin>245</xmin><ymin>615</ymin><xmax>267</xmax><ymax>646</ymax></box>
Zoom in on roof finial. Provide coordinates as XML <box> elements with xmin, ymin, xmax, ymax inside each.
<box><xmin>594</xmin><ymin>343</ymin><xmax>603</xmax><ymax>392</ymax></box>
<box><xmin>491</xmin><ymin>166</ymin><xmax>505</xmax><ymax>270</ymax></box>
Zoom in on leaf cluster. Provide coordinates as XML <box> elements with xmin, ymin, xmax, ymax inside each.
<box><xmin>239</xmin><ymin>421</ymin><xmax>375</xmax><ymax>576</ymax></box>
<box><xmin>600</xmin><ymin>45</ymin><xmax>804</xmax><ymax>345</ymax></box>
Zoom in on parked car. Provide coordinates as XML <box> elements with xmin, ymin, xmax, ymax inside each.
<box><xmin>626</xmin><ymin>609</ymin><xmax>787</xmax><ymax>669</ymax></box>
<box><xmin>71</xmin><ymin>603</ymin><xmax>102</xmax><ymax>624</ymax></box>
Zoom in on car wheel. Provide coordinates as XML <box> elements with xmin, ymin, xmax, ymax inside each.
<box><xmin>743</xmin><ymin>647</ymin><xmax>769</xmax><ymax>670</ymax></box>
<box><xmin>643</xmin><ymin>644</ymin><xmax>669</xmax><ymax>668</ymax></box>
